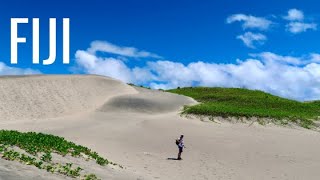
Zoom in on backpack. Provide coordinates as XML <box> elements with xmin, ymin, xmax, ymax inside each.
<box><xmin>175</xmin><ymin>139</ymin><xmax>180</xmax><ymax>146</ymax></box>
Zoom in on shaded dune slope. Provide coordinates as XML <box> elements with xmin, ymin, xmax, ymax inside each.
<box><xmin>0</xmin><ymin>75</ymin><xmax>195</xmax><ymax>121</ymax></box>
<box><xmin>99</xmin><ymin>87</ymin><xmax>196</xmax><ymax>114</ymax></box>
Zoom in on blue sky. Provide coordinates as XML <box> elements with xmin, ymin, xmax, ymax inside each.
<box><xmin>0</xmin><ymin>0</ymin><xmax>320</xmax><ymax>100</ymax></box>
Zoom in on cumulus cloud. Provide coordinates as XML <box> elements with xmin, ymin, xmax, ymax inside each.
<box><xmin>226</xmin><ymin>14</ymin><xmax>273</xmax><ymax>30</ymax></box>
<box><xmin>226</xmin><ymin>14</ymin><xmax>271</xmax><ymax>48</ymax></box>
<box><xmin>141</xmin><ymin>56</ymin><xmax>320</xmax><ymax>101</ymax></box>
<box><xmin>311</xmin><ymin>53</ymin><xmax>320</xmax><ymax>63</ymax></box>
<box><xmin>236</xmin><ymin>32</ymin><xmax>267</xmax><ymax>48</ymax></box>
<box><xmin>227</xmin><ymin>9</ymin><xmax>318</xmax><ymax>47</ymax></box>
<box><xmin>286</xmin><ymin>22</ymin><xmax>317</xmax><ymax>34</ymax></box>
<box><xmin>74</xmin><ymin>41</ymin><xmax>320</xmax><ymax>101</ymax></box>
<box><xmin>75</xmin><ymin>50</ymin><xmax>133</xmax><ymax>82</ymax></box>
<box><xmin>252</xmin><ymin>52</ymin><xmax>305</xmax><ymax>65</ymax></box>
<box><xmin>283</xmin><ymin>9</ymin><xmax>317</xmax><ymax>34</ymax></box>
<box><xmin>284</xmin><ymin>9</ymin><xmax>304</xmax><ymax>21</ymax></box>
<box><xmin>0</xmin><ymin>62</ymin><xmax>41</xmax><ymax>75</ymax></box>
<box><xmin>87</xmin><ymin>40</ymin><xmax>161</xmax><ymax>58</ymax></box>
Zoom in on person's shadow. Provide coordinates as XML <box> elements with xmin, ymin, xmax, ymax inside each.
<box><xmin>167</xmin><ymin>157</ymin><xmax>179</xmax><ymax>160</ymax></box>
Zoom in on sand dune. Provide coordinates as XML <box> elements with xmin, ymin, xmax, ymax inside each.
<box><xmin>1</xmin><ymin>75</ymin><xmax>320</xmax><ymax>180</ymax></box>
<box><xmin>0</xmin><ymin>75</ymin><xmax>136</xmax><ymax>121</ymax></box>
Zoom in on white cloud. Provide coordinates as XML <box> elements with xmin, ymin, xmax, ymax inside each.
<box><xmin>284</xmin><ymin>9</ymin><xmax>304</xmax><ymax>21</ymax></box>
<box><xmin>311</xmin><ymin>53</ymin><xmax>320</xmax><ymax>63</ymax></box>
<box><xmin>75</xmin><ymin>50</ymin><xmax>133</xmax><ymax>82</ymax></box>
<box><xmin>251</xmin><ymin>52</ymin><xmax>303</xmax><ymax>65</ymax></box>
<box><xmin>0</xmin><ymin>62</ymin><xmax>41</xmax><ymax>75</ymax></box>
<box><xmin>236</xmin><ymin>32</ymin><xmax>267</xmax><ymax>48</ymax></box>
<box><xmin>74</xmin><ymin>41</ymin><xmax>320</xmax><ymax>101</ymax></box>
<box><xmin>286</xmin><ymin>22</ymin><xmax>317</xmax><ymax>34</ymax></box>
<box><xmin>283</xmin><ymin>9</ymin><xmax>317</xmax><ymax>34</ymax></box>
<box><xmin>87</xmin><ymin>40</ymin><xmax>161</xmax><ymax>58</ymax></box>
<box><xmin>226</xmin><ymin>14</ymin><xmax>273</xmax><ymax>30</ymax></box>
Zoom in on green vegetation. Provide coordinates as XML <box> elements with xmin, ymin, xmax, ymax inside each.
<box><xmin>168</xmin><ymin>87</ymin><xmax>320</xmax><ymax>128</ymax></box>
<box><xmin>0</xmin><ymin>130</ymin><xmax>112</xmax><ymax>179</ymax></box>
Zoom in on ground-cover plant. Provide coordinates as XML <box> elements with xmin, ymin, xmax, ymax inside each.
<box><xmin>0</xmin><ymin>130</ymin><xmax>114</xmax><ymax>179</ymax></box>
<box><xmin>0</xmin><ymin>130</ymin><xmax>108</xmax><ymax>165</ymax></box>
<box><xmin>168</xmin><ymin>87</ymin><xmax>320</xmax><ymax>129</ymax></box>
<box><xmin>84</xmin><ymin>174</ymin><xmax>99</xmax><ymax>180</ymax></box>
<box><xmin>0</xmin><ymin>146</ymin><xmax>84</xmax><ymax>177</ymax></box>
<box><xmin>41</xmin><ymin>152</ymin><xmax>52</xmax><ymax>162</ymax></box>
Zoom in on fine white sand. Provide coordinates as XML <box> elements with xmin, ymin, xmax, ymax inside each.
<box><xmin>1</xmin><ymin>75</ymin><xmax>320</xmax><ymax>180</ymax></box>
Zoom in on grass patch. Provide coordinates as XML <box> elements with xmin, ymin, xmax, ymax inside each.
<box><xmin>0</xmin><ymin>130</ymin><xmax>111</xmax><ymax>179</ymax></box>
<box><xmin>168</xmin><ymin>87</ymin><xmax>320</xmax><ymax>129</ymax></box>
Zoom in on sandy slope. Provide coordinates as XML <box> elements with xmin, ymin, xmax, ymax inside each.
<box><xmin>1</xmin><ymin>75</ymin><xmax>320</xmax><ymax>180</ymax></box>
<box><xmin>0</xmin><ymin>75</ymin><xmax>135</xmax><ymax>121</ymax></box>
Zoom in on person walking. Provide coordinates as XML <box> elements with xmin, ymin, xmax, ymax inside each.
<box><xmin>176</xmin><ymin>135</ymin><xmax>185</xmax><ymax>160</ymax></box>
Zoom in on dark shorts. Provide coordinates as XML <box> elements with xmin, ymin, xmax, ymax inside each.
<box><xmin>179</xmin><ymin>147</ymin><xmax>183</xmax><ymax>153</ymax></box>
